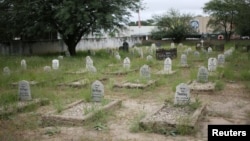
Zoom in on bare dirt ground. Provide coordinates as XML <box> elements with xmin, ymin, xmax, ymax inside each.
<box><xmin>1</xmin><ymin>81</ymin><xmax>249</xmax><ymax>141</ymax></box>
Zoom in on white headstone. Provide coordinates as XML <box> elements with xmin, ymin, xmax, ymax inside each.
<box><xmin>58</xmin><ymin>55</ymin><xmax>64</xmax><ymax>60</ymax></box>
<box><xmin>44</xmin><ymin>66</ymin><xmax>51</xmax><ymax>72</ymax></box>
<box><xmin>217</xmin><ymin>54</ymin><xmax>225</xmax><ymax>66</ymax></box>
<box><xmin>91</xmin><ymin>80</ymin><xmax>104</xmax><ymax>102</ymax></box>
<box><xmin>86</xmin><ymin>56</ymin><xmax>94</xmax><ymax>70</ymax></box>
<box><xmin>123</xmin><ymin>57</ymin><xmax>130</xmax><ymax>70</ymax></box>
<box><xmin>115</xmin><ymin>54</ymin><xmax>121</xmax><ymax>60</ymax></box>
<box><xmin>146</xmin><ymin>55</ymin><xmax>153</xmax><ymax>61</ymax></box>
<box><xmin>180</xmin><ymin>54</ymin><xmax>188</xmax><ymax>66</ymax></box>
<box><xmin>164</xmin><ymin>57</ymin><xmax>172</xmax><ymax>73</ymax></box>
<box><xmin>174</xmin><ymin>83</ymin><xmax>190</xmax><ymax>105</ymax></box>
<box><xmin>140</xmin><ymin>64</ymin><xmax>150</xmax><ymax>79</ymax></box>
<box><xmin>3</xmin><ymin>66</ymin><xmax>10</xmax><ymax>75</ymax></box>
<box><xmin>208</xmin><ymin>58</ymin><xmax>217</xmax><ymax>72</ymax></box>
<box><xmin>18</xmin><ymin>80</ymin><xmax>32</xmax><ymax>101</ymax></box>
<box><xmin>208</xmin><ymin>47</ymin><xmax>213</xmax><ymax>53</ymax></box>
<box><xmin>170</xmin><ymin>42</ymin><xmax>175</xmax><ymax>48</ymax></box>
<box><xmin>88</xmin><ymin>65</ymin><xmax>97</xmax><ymax>73</ymax></box>
<box><xmin>178</xmin><ymin>43</ymin><xmax>183</xmax><ymax>48</ymax></box>
<box><xmin>52</xmin><ymin>59</ymin><xmax>59</xmax><ymax>70</ymax></box>
<box><xmin>151</xmin><ymin>43</ymin><xmax>156</xmax><ymax>48</ymax></box>
<box><xmin>197</xmin><ymin>66</ymin><xmax>209</xmax><ymax>83</ymax></box>
<box><xmin>139</xmin><ymin>48</ymin><xmax>143</xmax><ymax>58</ymax></box>
<box><xmin>21</xmin><ymin>59</ymin><xmax>27</xmax><ymax>70</ymax></box>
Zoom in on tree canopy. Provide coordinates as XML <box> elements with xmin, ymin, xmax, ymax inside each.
<box><xmin>0</xmin><ymin>0</ymin><xmax>142</xmax><ymax>55</ymax></box>
<box><xmin>151</xmin><ymin>9</ymin><xmax>196</xmax><ymax>43</ymax></box>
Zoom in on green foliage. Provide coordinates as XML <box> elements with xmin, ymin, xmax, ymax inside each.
<box><xmin>152</xmin><ymin>9</ymin><xmax>196</xmax><ymax>43</ymax></box>
<box><xmin>129</xmin><ymin>112</ymin><xmax>146</xmax><ymax>133</ymax></box>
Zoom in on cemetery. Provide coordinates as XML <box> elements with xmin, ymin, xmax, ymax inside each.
<box><xmin>0</xmin><ymin>40</ymin><xmax>250</xmax><ymax>141</ymax></box>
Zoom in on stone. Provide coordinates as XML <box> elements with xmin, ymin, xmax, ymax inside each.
<box><xmin>197</xmin><ymin>66</ymin><xmax>209</xmax><ymax>83</ymax></box>
<box><xmin>174</xmin><ymin>83</ymin><xmax>190</xmax><ymax>105</ymax></box>
<box><xmin>140</xmin><ymin>64</ymin><xmax>151</xmax><ymax>79</ymax></box>
<box><xmin>3</xmin><ymin>66</ymin><xmax>10</xmax><ymax>75</ymax></box>
<box><xmin>194</xmin><ymin>51</ymin><xmax>200</xmax><ymax>57</ymax></box>
<box><xmin>21</xmin><ymin>59</ymin><xmax>27</xmax><ymax>70</ymax></box>
<box><xmin>115</xmin><ymin>54</ymin><xmax>121</xmax><ymax>60</ymax></box>
<box><xmin>52</xmin><ymin>59</ymin><xmax>59</xmax><ymax>70</ymax></box>
<box><xmin>207</xmin><ymin>47</ymin><xmax>213</xmax><ymax>53</ymax></box>
<box><xmin>123</xmin><ymin>57</ymin><xmax>130</xmax><ymax>70</ymax></box>
<box><xmin>180</xmin><ymin>54</ymin><xmax>188</xmax><ymax>66</ymax></box>
<box><xmin>217</xmin><ymin>54</ymin><xmax>225</xmax><ymax>66</ymax></box>
<box><xmin>88</xmin><ymin>65</ymin><xmax>97</xmax><ymax>73</ymax></box>
<box><xmin>18</xmin><ymin>80</ymin><xmax>32</xmax><ymax>101</ymax></box>
<box><xmin>164</xmin><ymin>57</ymin><xmax>172</xmax><ymax>73</ymax></box>
<box><xmin>146</xmin><ymin>55</ymin><xmax>153</xmax><ymax>61</ymax></box>
<box><xmin>58</xmin><ymin>55</ymin><xmax>64</xmax><ymax>60</ymax></box>
<box><xmin>86</xmin><ymin>56</ymin><xmax>94</xmax><ymax>70</ymax></box>
<box><xmin>44</xmin><ymin>66</ymin><xmax>51</xmax><ymax>72</ymax></box>
<box><xmin>170</xmin><ymin>42</ymin><xmax>175</xmax><ymax>48</ymax></box>
<box><xmin>208</xmin><ymin>58</ymin><xmax>217</xmax><ymax>72</ymax></box>
<box><xmin>91</xmin><ymin>80</ymin><xmax>104</xmax><ymax>102</ymax></box>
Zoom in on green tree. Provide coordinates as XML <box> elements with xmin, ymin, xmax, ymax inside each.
<box><xmin>203</xmin><ymin>0</ymin><xmax>238</xmax><ymax>41</ymax></box>
<box><xmin>151</xmin><ymin>9</ymin><xmax>195</xmax><ymax>43</ymax></box>
<box><xmin>0</xmin><ymin>0</ymin><xmax>141</xmax><ymax>56</ymax></box>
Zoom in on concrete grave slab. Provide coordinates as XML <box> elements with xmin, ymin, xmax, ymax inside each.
<box><xmin>188</xmin><ymin>80</ymin><xmax>215</xmax><ymax>92</ymax></box>
<box><xmin>113</xmin><ymin>80</ymin><xmax>157</xmax><ymax>89</ymax></box>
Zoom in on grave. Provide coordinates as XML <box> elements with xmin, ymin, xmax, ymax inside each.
<box><xmin>11</xmin><ymin>80</ymin><xmax>40</xmax><ymax>87</ymax></box>
<box><xmin>65</xmin><ymin>69</ymin><xmax>88</xmax><ymax>74</ymax></box>
<box><xmin>155</xmin><ymin>48</ymin><xmax>177</xmax><ymax>60</ymax></box>
<box><xmin>3</xmin><ymin>66</ymin><xmax>10</xmax><ymax>75</ymax></box>
<box><xmin>123</xmin><ymin>57</ymin><xmax>131</xmax><ymax>70</ymax></box>
<box><xmin>113</xmin><ymin>65</ymin><xmax>157</xmax><ymax>89</ymax></box>
<box><xmin>18</xmin><ymin>80</ymin><xmax>32</xmax><ymax>101</ymax></box>
<box><xmin>217</xmin><ymin>54</ymin><xmax>225</xmax><ymax>67</ymax></box>
<box><xmin>42</xmin><ymin>99</ymin><xmax>122</xmax><ymax>126</ymax></box>
<box><xmin>156</xmin><ymin>57</ymin><xmax>177</xmax><ymax>75</ymax></box>
<box><xmin>43</xmin><ymin>66</ymin><xmax>52</xmax><ymax>72</ymax></box>
<box><xmin>57</xmin><ymin>78</ymin><xmax>90</xmax><ymax>88</ymax></box>
<box><xmin>21</xmin><ymin>59</ymin><xmax>27</xmax><ymax>70</ymax></box>
<box><xmin>188</xmin><ymin>66</ymin><xmax>215</xmax><ymax>91</ymax></box>
<box><xmin>139</xmin><ymin>83</ymin><xmax>206</xmax><ymax>134</ymax></box>
<box><xmin>208</xmin><ymin>58</ymin><xmax>217</xmax><ymax>74</ymax></box>
<box><xmin>146</xmin><ymin>55</ymin><xmax>153</xmax><ymax>61</ymax></box>
<box><xmin>91</xmin><ymin>80</ymin><xmax>104</xmax><ymax>102</ymax></box>
<box><xmin>52</xmin><ymin>59</ymin><xmax>59</xmax><ymax>70</ymax></box>
<box><xmin>179</xmin><ymin>54</ymin><xmax>189</xmax><ymax>68</ymax></box>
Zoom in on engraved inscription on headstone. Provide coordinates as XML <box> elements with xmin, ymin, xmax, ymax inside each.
<box><xmin>174</xmin><ymin>83</ymin><xmax>190</xmax><ymax>105</ymax></box>
<box><xmin>197</xmin><ymin>66</ymin><xmax>208</xmax><ymax>83</ymax></box>
<box><xmin>91</xmin><ymin>80</ymin><xmax>104</xmax><ymax>102</ymax></box>
<box><xmin>18</xmin><ymin>80</ymin><xmax>32</xmax><ymax>101</ymax></box>
<box><xmin>140</xmin><ymin>65</ymin><xmax>150</xmax><ymax>79</ymax></box>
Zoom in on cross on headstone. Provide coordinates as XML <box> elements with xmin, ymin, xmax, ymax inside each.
<box><xmin>140</xmin><ymin>64</ymin><xmax>150</xmax><ymax>79</ymax></box>
<box><xmin>164</xmin><ymin>57</ymin><xmax>172</xmax><ymax>73</ymax></box>
<box><xmin>197</xmin><ymin>66</ymin><xmax>209</xmax><ymax>83</ymax></box>
<box><xmin>91</xmin><ymin>80</ymin><xmax>104</xmax><ymax>102</ymax></box>
<box><xmin>18</xmin><ymin>80</ymin><xmax>32</xmax><ymax>101</ymax></box>
<box><xmin>174</xmin><ymin>83</ymin><xmax>190</xmax><ymax>105</ymax></box>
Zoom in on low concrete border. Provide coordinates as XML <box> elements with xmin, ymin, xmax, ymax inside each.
<box><xmin>113</xmin><ymin>80</ymin><xmax>157</xmax><ymax>89</ymax></box>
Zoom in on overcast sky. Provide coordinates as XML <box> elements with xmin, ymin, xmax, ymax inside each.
<box><xmin>130</xmin><ymin>0</ymin><xmax>211</xmax><ymax>21</ymax></box>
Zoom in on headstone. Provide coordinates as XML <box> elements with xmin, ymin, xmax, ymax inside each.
<box><xmin>139</xmin><ymin>48</ymin><xmax>143</xmax><ymax>58</ymax></box>
<box><xmin>194</xmin><ymin>51</ymin><xmax>200</xmax><ymax>58</ymax></box>
<box><xmin>21</xmin><ymin>59</ymin><xmax>27</xmax><ymax>70</ymax></box>
<box><xmin>208</xmin><ymin>58</ymin><xmax>217</xmax><ymax>72</ymax></box>
<box><xmin>44</xmin><ymin>66</ymin><xmax>51</xmax><ymax>72</ymax></box>
<box><xmin>65</xmin><ymin>51</ymin><xmax>70</xmax><ymax>57</ymax></box>
<box><xmin>170</xmin><ymin>42</ymin><xmax>175</xmax><ymax>48</ymax></box>
<box><xmin>174</xmin><ymin>83</ymin><xmax>190</xmax><ymax>105</ymax></box>
<box><xmin>140</xmin><ymin>64</ymin><xmax>150</xmax><ymax>79</ymax></box>
<box><xmin>123</xmin><ymin>57</ymin><xmax>131</xmax><ymax>70</ymax></box>
<box><xmin>146</xmin><ymin>55</ymin><xmax>153</xmax><ymax>61</ymax></box>
<box><xmin>217</xmin><ymin>54</ymin><xmax>225</xmax><ymax>66</ymax></box>
<box><xmin>3</xmin><ymin>66</ymin><xmax>10</xmax><ymax>75</ymax></box>
<box><xmin>180</xmin><ymin>54</ymin><xmax>188</xmax><ymax>66</ymax></box>
<box><xmin>18</xmin><ymin>80</ymin><xmax>32</xmax><ymax>101</ymax></box>
<box><xmin>86</xmin><ymin>56</ymin><xmax>93</xmax><ymax>70</ymax></box>
<box><xmin>197</xmin><ymin>66</ymin><xmax>209</xmax><ymax>83</ymax></box>
<box><xmin>91</xmin><ymin>80</ymin><xmax>104</xmax><ymax>102</ymax></box>
<box><xmin>52</xmin><ymin>59</ymin><xmax>59</xmax><ymax>70</ymax></box>
<box><xmin>155</xmin><ymin>48</ymin><xmax>177</xmax><ymax>60</ymax></box>
<box><xmin>207</xmin><ymin>47</ymin><xmax>213</xmax><ymax>54</ymax></box>
<box><xmin>187</xmin><ymin>47</ymin><xmax>192</xmax><ymax>54</ymax></box>
<box><xmin>58</xmin><ymin>55</ymin><xmax>64</xmax><ymax>60</ymax></box>
<box><xmin>178</xmin><ymin>43</ymin><xmax>183</xmax><ymax>48</ymax></box>
<box><xmin>88</xmin><ymin>65</ymin><xmax>97</xmax><ymax>73</ymax></box>
<box><xmin>196</xmin><ymin>43</ymin><xmax>201</xmax><ymax>50</ymax></box>
<box><xmin>151</xmin><ymin>43</ymin><xmax>156</xmax><ymax>48</ymax></box>
<box><xmin>164</xmin><ymin>57</ymin><xmax>172</xmax><ymax>73</ymax></box>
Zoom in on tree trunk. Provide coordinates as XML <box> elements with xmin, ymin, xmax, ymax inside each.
<box><xmin>63</xmin><ymin>36</ymin><xmax>78</xmax><ymax>56</ymax></box>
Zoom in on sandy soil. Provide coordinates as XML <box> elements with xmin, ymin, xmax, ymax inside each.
<box><xmin>1</xmin><ymin>81</ymin><xmax>247</xmax><ymax>141</ymax></box>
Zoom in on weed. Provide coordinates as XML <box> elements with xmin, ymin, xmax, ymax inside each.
<box><xmin>129</xmin><ymin>112</ymin><xmax>146</xmax><ymax>133</ymax></box>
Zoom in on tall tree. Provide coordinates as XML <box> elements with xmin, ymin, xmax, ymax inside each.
<box><xmin>151</xmin><ymin>9</ymin><xmax>195</xmax><ymax>43</ymax></box>
<box><xmin>0</xmin><ymin>0</ymin><xmax>141</xmax><ymax>56</ymax></box>
<box><xmin>203</xmin><ymin>0</ymin><xmax>238</xmax><ymax>41</ymax></box>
